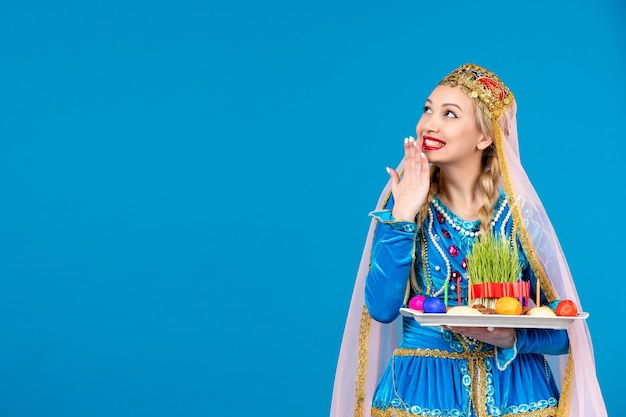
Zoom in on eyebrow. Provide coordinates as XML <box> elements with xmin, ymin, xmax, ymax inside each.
<box><xmin>425</xmin><ymin>99</ymin><xmax>463</xmax><ymax>112</ymax></box>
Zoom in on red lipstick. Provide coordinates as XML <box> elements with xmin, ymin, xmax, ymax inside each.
<box><xmin>422</xmin><ymin>135</ymin><xmax>445</xmax><ymax>150</ymax></box>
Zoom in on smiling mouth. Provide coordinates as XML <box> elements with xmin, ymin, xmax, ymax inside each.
<box><xmin>422</xmin><ymin>136</ymin><xmax>445</xmax><ymax>150</ymax></box>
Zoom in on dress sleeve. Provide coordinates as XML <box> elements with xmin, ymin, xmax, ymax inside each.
<box><xmin>364</xmin><ymin>210</ymin><xmax>417</xmax><ymax>323</ymax></box>
<box><xmin>495</xmin><ymin>328</ymin><xmax>569</xmax><ymax>370</ymax></box>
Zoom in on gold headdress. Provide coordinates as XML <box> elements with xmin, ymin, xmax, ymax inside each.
<box><xmin>439</xmin><ymin>63</ymin><xmax>513</xmax><ymax>119</ymax></box>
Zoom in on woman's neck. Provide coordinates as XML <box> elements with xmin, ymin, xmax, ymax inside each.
<box><xmin>437</xmin><ymin>169</ymin><xmax>483</xmax><ymax>221</ymax></box>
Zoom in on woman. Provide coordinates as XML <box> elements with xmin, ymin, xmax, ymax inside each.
<box><xmin>330</xmin><ymin>64</ymin><xmax>606</xmax><ymax>417</ymax></box>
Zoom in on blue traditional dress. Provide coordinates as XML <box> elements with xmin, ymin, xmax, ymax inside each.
<box><xmin>365</xmin><ymin>191</ymin><xmax>569</xmax><ymax>417</ymax></box>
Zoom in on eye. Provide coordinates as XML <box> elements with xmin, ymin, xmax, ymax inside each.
<box><xmin>423</xmin><ymin>105</ymin><xmax>432</xmax><ymax>114</ymax></box>
<box><xmin>444</xmin><ymin>110</ymin><xmax>457</xmax><ymax>118</ymax></box>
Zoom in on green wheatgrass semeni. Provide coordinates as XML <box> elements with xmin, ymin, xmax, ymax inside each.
<box><xmin>467</xmin><ymin>231</ymin><xmax>522</xmax><ymax>307</ymax></box>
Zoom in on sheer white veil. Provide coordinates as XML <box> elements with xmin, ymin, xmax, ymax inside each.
<box><xmin>330</xmin><ymin>64</ymin><xmax>606</xmax><ymax>417</ymax></box>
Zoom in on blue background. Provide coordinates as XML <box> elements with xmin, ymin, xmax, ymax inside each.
<box><xmin>1</xmin><ymin>1</ymin><xmax>623</xmax><ymax>416</ymax></box>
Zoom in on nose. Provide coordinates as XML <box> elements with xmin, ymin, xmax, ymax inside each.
<box><xmin>418</xmin><ymin>114</ymin><xmax>438</xmax><ymax>134</ymax></box>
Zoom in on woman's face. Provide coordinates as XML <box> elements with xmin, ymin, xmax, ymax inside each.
<box><xmin>415</xmin><ymin>85</ymin><xmax>491</xmax><ymax>166</ymax></box>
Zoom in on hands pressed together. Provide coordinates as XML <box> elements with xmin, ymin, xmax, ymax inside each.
<box><xmin>387</xmin><ymin>136</ymin><xmax>431</xmax><ymax>223</ymax></box>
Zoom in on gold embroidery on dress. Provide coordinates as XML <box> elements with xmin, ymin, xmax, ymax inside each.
<box><xmin>394</xmin><ymin>348</ymin><xmax>493</xmax><ymax>416</ymax></box>
<box><xmin>394</xmin><ymin>347</ymin><xmax>493</xmax><ymax>359</ymax></box>
<box><xmin>371</xmin><ymin>406</ymin><xmax>558</xmax><ymax>417</ymax></box>
<box><xmin>556</xmin><ymin>347</ymin><xmax>574</xmax><ymax>417</ymax></box>
<box><xmin>387</xmin><ymin>348</ymin><xmax>559</xmax><ymax>417</ymax></box>
<box><xmin>354</xmin><ymin>305</ymin><xmax>371</xmax><ymax>417</ymax></box>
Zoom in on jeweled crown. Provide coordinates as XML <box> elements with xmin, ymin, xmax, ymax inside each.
<box><xmin>439</xmin><ymin>63</ymin><xmax>513</xmax><ymax>119</ymax></box>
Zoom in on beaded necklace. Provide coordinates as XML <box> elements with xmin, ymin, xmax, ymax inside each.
<box><xmin>432</xmin><ymin>195</ymin><xmax>508</xmax><ymax>237</ymax></box>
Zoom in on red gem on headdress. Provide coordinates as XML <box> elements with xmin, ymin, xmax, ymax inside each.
<box><xmin>436</xmin><ymin>212</ymin><xmax>445</xmax><ymax>223</ymax></box>
<box><xmin>462</xmin><ymin>258</ymin><xmax>468</xmax><ymax>270</ymax></box>
<box><xmin>477</xmin><ymin>77</ymin><xmax>505</xmax><ymax>101</ymax></box>
<box><xmin>448</xmin><ymin>245</ymin><xmax>459</xmax><ymax>257</ymax></box>
<box><xmin>442</xmin><ymin>228</ymin><xmax>451</xmax><ymax>239</ymax></box>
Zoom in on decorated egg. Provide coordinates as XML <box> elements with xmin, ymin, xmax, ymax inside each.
<box><xmin>408</xmin><ymin>295</ymin><xmax>427</xmax><ymax>311</ymax></box>
<box><xmin>422</xmin><ymin>297</ymin><xmax>447</xmax><ymax>313</ymax></box>
<box><xmin>527</xmin><ymin>306</ymin><xmax>557</xmax><ymax>317</ymax></box>
<box><xmin>555</xmin><ymin>300</ymin><xmax>578</xmax><ymax>316</ymax></box>
<box><xmin>546</xmin><ymin>299</ymin><xmax>578</xmax><ymax>316</ymax></box>
<box><xmin>495</xmin><ymin>296</ymin><xmax>522</xmax><ymax>315</ymax></box>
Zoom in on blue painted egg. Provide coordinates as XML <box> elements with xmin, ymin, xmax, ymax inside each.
<box><xmin>422</xmin><ymin>297</ymin><xmax>447</xmax><ymax>313</ymax></box>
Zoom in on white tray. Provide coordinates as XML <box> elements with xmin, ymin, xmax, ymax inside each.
<box><xmin>399</xmin><ymin>308</ymin><xmax>589</xmax><ymax>329</ymax></box>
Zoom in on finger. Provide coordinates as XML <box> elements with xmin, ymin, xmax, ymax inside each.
<box><xmin>403</xmin><ymin>137</ymin><xmax>412</xmax><ymax>160</ymax></box>
<box><xmin>407</xmin><ymin>135</ymin><xmax>417</xmax><ymax>162</ymax></box>
<box><xmin>420</xmin><ymin>151</ymin><xmax>429</xmax><ymax>175</ymax></box>
<box><xmin>386</xmin><ymin>167</ymin><xmax>400</xmax><ymax>186</ymax></box>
